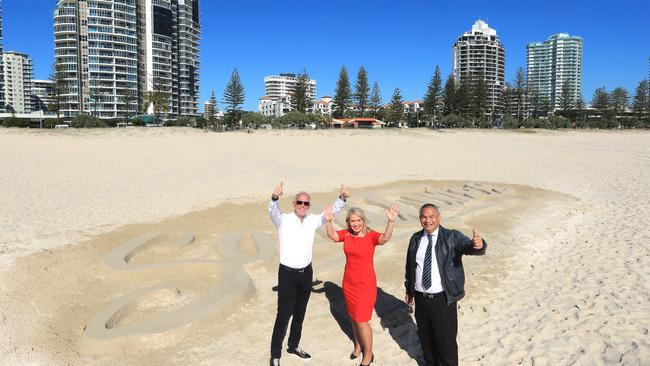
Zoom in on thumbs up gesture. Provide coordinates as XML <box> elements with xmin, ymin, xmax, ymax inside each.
<box><xmin>472</xmin><ymin>228</ymin><xmax>484</xmax><ymax>249</ymax></box>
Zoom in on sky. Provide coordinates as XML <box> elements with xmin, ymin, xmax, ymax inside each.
<box><xmin>3</xmin><ymin>0</ymin><xmax>649</xmax><ymax>111</ymax></box>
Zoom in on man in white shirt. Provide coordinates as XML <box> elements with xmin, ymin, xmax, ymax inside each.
<box><xmin>268</xmin><ymin>181</ymin><xmax>349</xmax><ymax>366</ymax></box>
<box><xmin>404</xmin><ymin>204</ymin><xmax>487</xmax><ymax>366</ymax></box>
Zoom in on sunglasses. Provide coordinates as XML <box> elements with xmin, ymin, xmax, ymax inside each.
<box><xmin>296</xmin><ymin>200</ymin><xmax>311</xmax><ymax>207</ymax></box>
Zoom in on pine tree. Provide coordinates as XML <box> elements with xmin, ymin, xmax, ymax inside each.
<box><xmin>389</xmin><ymin>87</ymin><xmax>404</xmax><ymax>123</ymax></box>
<box><xmin>222</xmin><ymin>68</ymin><xmax>246</xmax><ymax>126</ymax></box>
<box><xmin>610</xmin><ymin>87</ymin><xmax>629</xmax><ymax>116</ymax></box>
<box><xmin>442</xmin><ymin>74</ymin><xmax>456</xmax><ymax>116</ymax></box>
<box><xmin>290</xmin><ymin>70</ymin><xmax>311</xmax><ymax>113</ymax></box>
<box><xmin>369</xmin><ymin>81</ymin><xmax>382</xmax><ymax>118</ymax></box>
<box><xmin>632</xmin><ymin>80</ymin><xmax>648</xmax><ymax>116</ymax></box>
<box><xmin>472</xmin><ymin>70</ymin><xmax>488</xmax><ymax>125</ymax></box>
<box><xmin>423</xmin><ymin>65</ymin><xmax>442</xmax><ymax>126</ymax></box>
<box><xmin>48</xmin><ymin>62</ymin><xmax>68</xmax><ymax>125</ymax></box>
<box><xmin>557</xmin><ymin>81</ymin><xmax>574</xmax><ymax>114</ymax></box>
<box><xmin>333</xmin><ymin>66</ymin><xmax>352</xmax><ymax>118</ymax></box>
<box><xmin>514</xmin><ymin>68</ymin><xmax>527</xmax><ymax>122</ymax></box>
<box><xmin>354</xmin><ymin>66</ymin><xmax>370</xmax><ymax>117</ymax></box>
<box><xmin>592</xmin><ymin>87</ymin><xmax>610</xmax><ymax>121</ymax></box>
<box><xmin>456</xmin><ymin>75</ymin><xmax>471</xmax><ymax>118</ymax></box>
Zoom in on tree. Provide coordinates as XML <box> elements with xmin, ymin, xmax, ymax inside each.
<box><xmin>513</xmin><ymin>68</ymin><xmax>527</xmax><ymax>122</ymax></box>
<box><xmin>48</xmin><ymin>62</ymin><xmax>68</xmax><ymax>126</ymax></box>
<box><xmin>389</xmin><ymin>87</ymin><xmax>404</xmax><ymax>123</ymax></box>
<box><xmin>455</xmin><ymin>75</ymin><xmax>471</xmax><ymax>118</ymax></box>
<box><xmin>369</xmin><ymin>81</ymin><xmax>382</xmax><ymax>118</ymax></box>
<box><xmin>632</xmin><ymin>80</ymin><xmax>649</xmax><ymax>117</ymax></box>
<box><xmin>143</xmin><ymin>78</ymin><xmax>170</xmax><ymax>124</ymax></box>
<box><xmin>333</xmin><ymin>65</ymin><xmax>352</xmax><ymax>118</ymax></box>
<box><xmin>120</xmin><ymin>87</ymin><xmax>137</xmax><ymax>123</ymax></box>
<box><xmin>442</xmin><ymin>74</ymin><xmax>456</xmax><ymax>116</ymax></box>
<box><xmin>222</xmin><ymin>67</ymin><xmax>246</xmax><ymax>127</ymax></box>
<box><xmin>290</xmin><ymin>70</ymin><xmax>311</xmax><ymax>113</ymax></box>
<box><xmin>354</xmin><ymin>66</ymin><xmax>370</xmax><ymax>117</ymax></box>
<box><xmin>610</xmin><ymin>87</ymin><xmax>629</xmax><ymax>116</ymax></box>
<box><xmin>423</xmin><ymin>65</ymin><xmax>442</xmax><ymax>127</ymax></box>
<box><xmin>472</xmin><ymin>70</ymin><xmax>488</xmax><ymax>125</ymax></box>
<box><xmin>592</xmin><ymin>87</ymin><xmax>612</xmax><ymax>121</ymax></box>
<box><xmin>557</xmin><ymin>81</ymin><xmax>574</xmax><ymax>115</ymax></box>
<box><xmin>205</xmin><ymin>90</ymin><xmax>219</xmax><ymax>130</ymax></box>
<box><xmin>89</xmin><ymin>79</ymin><xmax>102</xmax><ymax>117</ymax></box>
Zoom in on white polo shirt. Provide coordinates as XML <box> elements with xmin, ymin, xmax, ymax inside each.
<box><xmin>268</xmin><ymin>197</ymin><xmax>345</xmax><ymax>269</ymax></box>
<box><xmin>415</xmin><ymin>227</ymin><xmax>443</xmax><ymax>293</ymax></box>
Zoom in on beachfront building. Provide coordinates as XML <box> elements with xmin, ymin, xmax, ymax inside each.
<box><xmin>452</xmin><ymin>20</ymin><xmax>506</xmax><ymax>120</ymax></box>
<box><xmin>527</xmin><ymin>33</ymin><xmax>583</xmax><ymax>111</ymax></box>
<box><xmin>258</xmin><ymin>73</ymin><xmax>317</xmax><ymax>117</ymax></box>
<box><xmin>2</xmin><ymin>51</ymin><xmax>34</xmax><ymax>113</ymax></box>
<box><xmin>53</xmin><ymin>0</ymin><xmax>200</xmax><ymax>119</ymax></box>
<box><xmin>312</xmin><ymin>96</ymin><xmax>334</xmax><ymax>115</ymax></box>
<box><xmin>32</xmin><ymin>79</ymin><xmax>55</xmax><ymax>111</ymax></box>
<box><xmin>0</xmin><ymin>0</ymin><xmax>5</xmax><ymax>111</ymax></box>
<box><xmin>331</xmin><ymin>117</ymin><xmax>385</xmax><ymax>128</ymax></box>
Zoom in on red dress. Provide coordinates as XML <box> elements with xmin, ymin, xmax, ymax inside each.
<box><xmin>336</xmin><ymin>229</ymin><xmax>382</xmax><ymax>322</ymax></box>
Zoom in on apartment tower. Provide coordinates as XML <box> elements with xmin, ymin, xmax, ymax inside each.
<box><xmin>2</xmin><ymin>51</ymin><xmax>34</xmax><ymax>113</ymax></box>
<box><xmin>53</xmin><ymin>0</ymin><xmax>200</xmax><ymax>119</ymax></box>
<box><xmin>452</xmin><ymin>20</ymin><xmax>506</xmax><ymax>119</ymax></box>
<box><xmin>527</xmin><ymin>33</ymin><xmax>583</xmax><ymax>110</ymax></box>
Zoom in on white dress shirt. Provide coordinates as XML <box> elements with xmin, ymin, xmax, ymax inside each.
<box><xmin>268</xmin><ymin>197</ymin><xmax>346</xmax><ymax>269</ymax></box>
<box><xmin>415</xmin><ymin>227</ymin><xmax>443</xmax><ymax>293</ymax></box>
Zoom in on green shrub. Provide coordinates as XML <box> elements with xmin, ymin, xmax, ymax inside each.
<box><xmin>70</xmin><ymin>114</ymin><xmax>107</xmax><ymax>128</ymax></box>
<box><xmin>2</xmin><ymin>117</ymin><xmax>29</xmax><ymax>128</ymax></box>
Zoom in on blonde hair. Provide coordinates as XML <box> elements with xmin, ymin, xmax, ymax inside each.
<box><xmin>346</xmin><ymin>207</ymin><xmax>371</xmax><ymax>234</ymax></box>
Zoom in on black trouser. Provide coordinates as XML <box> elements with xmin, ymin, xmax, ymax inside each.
<box><xmin>414</xmin><ymin>292</ymin><xmax>458</xmax><ymax>366</ymax></box>
<box><xmin>270</xmin><ymin>264</ymin><xmax>313</xmax><ymax>359</ymax></box>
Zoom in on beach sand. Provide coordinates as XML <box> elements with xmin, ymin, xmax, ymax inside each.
<box><xmin>0</xmin><ymin>128</ymin><xmax>648</xmax><ymax>365</ymax></box>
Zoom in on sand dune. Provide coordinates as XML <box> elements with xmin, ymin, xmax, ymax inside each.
<box><xmin>0</xmin><ymin>128</ymin><xmax>649</xmax><ymax>365</ymax></box>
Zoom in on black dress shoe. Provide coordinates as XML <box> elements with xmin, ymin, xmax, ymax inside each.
<box><xmin>359</xmin><ymin>353</ymin><xmax>374</xmax><ymax>366</ymax></box>
<box><xmin>350</xmin><ymin>351</ymin><xmax>360</xmax><ymax>360</ymax></box>
<box><xmin>269</xmin><ymin>357</ymin><xmax>280</xmax><ymax>366</ymax></box>
<box><xmin>287</xmin><ymin>347</ymin><xmax>311</xmax><ymax>359</ymax></box>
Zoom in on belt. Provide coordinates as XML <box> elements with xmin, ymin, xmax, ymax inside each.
<box><xmin>280</xmin><ymin>263</ymin><xmax>312</xmax><ymax>273</ymax></box>
<box><xmin>415</xmin><ymin>291</ymin><xmax>445</xmax><ymax>299</ymax></box>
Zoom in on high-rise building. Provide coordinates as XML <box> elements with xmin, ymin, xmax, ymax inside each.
<box><xmin>2</xmin><ymin>51</ymin><xmax>34</xmax><ymax>113</ymax></box>
<box><xmin>527</xmin><ymin>33</ymin><xmax>583</xmax><ymax>110</ymax></box>
<box><xmin>452</xmin><ymin>20</ymin><xmax>506</xmax><ymax>119</ymax></box>
<box><xmin>32</xmin><ymin>79</ymin><xmax>55</xmax><ymax>111</ymax></box>
<box><xmin>53</xmin><ymin>0</ymin><xmax>200</xmax><ymax>119</ymax></box>
<box><xmin>258</xmin><ymin>73</ymin><xmax>317</xmax><ymax>116</ymax></box>
<box><xmin>0</xmin><ymin>0</ymin><xmax>5</xmax><ymax>111</ymax></box>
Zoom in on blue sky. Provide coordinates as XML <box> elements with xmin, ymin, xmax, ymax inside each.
<box><xmin>3</xmin><ymin>0</ymin><xmax>649</xmax><ymax>111</ymax></box>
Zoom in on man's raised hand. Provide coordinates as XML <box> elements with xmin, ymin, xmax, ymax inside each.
<box><xmin>272</xmin><ymin>181</ymin><xmax>284</xmax><ymax>198</ymax></box>
<box><xmin>472</xmin><ymin>228</ymin><xmax>484</xmax><ymax>249</ymax></box>
<box><xmin>339</xmin><ymin>184</ymin><xmax>351</xmax><ymax>200</ymax></box>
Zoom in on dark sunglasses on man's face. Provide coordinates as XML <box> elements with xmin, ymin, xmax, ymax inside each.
<box><xmin>296</xmin><ymin>200</ymin><xmax>311</xmax><ymax>207</ymax></box>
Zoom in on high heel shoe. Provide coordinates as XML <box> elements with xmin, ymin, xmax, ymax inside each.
<box><xmin>359</xmin><ymin>354</ymin><xmax>374</xmax><ymax>366</ymax></box>
<box><xmin>350</xmin><ymin>351</ymin><xmax>360</xmax><ymax>360</ymax></box>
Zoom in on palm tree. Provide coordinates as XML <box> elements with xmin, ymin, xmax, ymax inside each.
<box><xmin>143</xmin><ymin>79</ymin><xmax>170</xmax><ymax>124</ymax></box>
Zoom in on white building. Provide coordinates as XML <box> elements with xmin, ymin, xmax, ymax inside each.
<box><xmin>53</xmin><ymin>0</ymin><xmax>201</xmax><ymax>119</ymax></box>
<box><xmin>259</xmin><ymin>73</ymin><xmax>317</xmax><ymax>116</ymax></box>
<box><xmin>527</xmin><ymin>33</ymin><xmax>583</xmax><ymax>110</ymax></box>
<box><xmin>312</xmin><ymin>96</ymin><xmax>334</xmax><ymax>115</ymax></box>
<box><xmin>32</xmin><ymin>79</ymin><xmax>55</xmax><ymax>111</ymax></box>
<box><xmin>453</xmin><ymin>20</ymin><xmax>506</xmax><ymax>119</ymax></box>
<box><xmin>2</xmin><ymin>51</ymin><xmax>33</xmax><ymax>113</ymax></box>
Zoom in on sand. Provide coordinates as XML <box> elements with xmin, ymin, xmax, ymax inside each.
<box><xmin>0</xmin><ymin>127</ymin><xmax>648</xmax><ymax>365</ymax></box>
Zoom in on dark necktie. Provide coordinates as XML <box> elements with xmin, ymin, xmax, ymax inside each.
<box><xmin>422</xmin><ymin>233</ymin><xmax>433</xmax><ymax>290</ymax></box>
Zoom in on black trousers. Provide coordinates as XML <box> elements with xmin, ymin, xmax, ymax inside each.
<box><xmin>414</xmin><ymin>293</ymin><xmax>458</xmax><ymax>366</ymax></box>
<box><xmin>270</xmin><ymin>264</ymin><xmax>313</xmax><ymax>359</ymax></box>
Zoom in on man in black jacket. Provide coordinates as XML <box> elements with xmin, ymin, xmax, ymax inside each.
<box><xmin>404</xmin><ymin>203</ymin><xmax>487</xmax><ymax>366</ymax></box>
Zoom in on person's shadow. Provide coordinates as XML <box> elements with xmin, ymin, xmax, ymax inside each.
<box><xmin>375</xmin><ymin>287</ymin><xmax>425</xmax><ymax>365</ymax></box>
<box><xmin>314</xmin><ymin>281</ymin><xmax>425</xmax><ymax>365</ymax></box>
<box><xmin>311</xmin><ymin>281</ymin><xmax>354</xmax><ymax>341</ymax></box>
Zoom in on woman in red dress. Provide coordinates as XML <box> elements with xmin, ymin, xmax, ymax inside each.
<box><xmin>324</xmin><ymin>203</ymin><xmax>399</xmax><ymax>366</ymax></box>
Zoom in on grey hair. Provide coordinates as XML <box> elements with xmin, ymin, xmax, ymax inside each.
<box><xmin>419</xmin><ymin>203</ymin><xmax>440</xmax><ymax>216</ymax></box>
<box><xmin>294</xmin><ymin>191</ymin><xmax>311</xmax><ymax>201</ymax></box>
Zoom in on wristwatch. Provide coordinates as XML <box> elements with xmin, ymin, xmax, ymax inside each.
<box><xmin>271</xmin><ymin>194</ymin><xmax>279</xmax><ymax>201</ymax></box>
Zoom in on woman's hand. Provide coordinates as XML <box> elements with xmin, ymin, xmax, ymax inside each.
<box><xmin>324</xmin><ymin>205</ymin><xmax>334</xmax><ymax>222</ymax></box>
<box><xmin>385</xmin><ymin>203</ymin><xmax>400</xmax><ymax>222</ymax></box>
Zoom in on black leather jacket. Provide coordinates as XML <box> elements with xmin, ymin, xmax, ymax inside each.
<box><xmin>405</xmin><ymin>225</ymin><xmax>487</xmax><ymax>305</ymax></box>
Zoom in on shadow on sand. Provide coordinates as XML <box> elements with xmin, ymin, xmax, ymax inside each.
<box><xmin>314</xmin><ymin>281</ymin><xmax>424</xmax><ymax>365</ymax></box>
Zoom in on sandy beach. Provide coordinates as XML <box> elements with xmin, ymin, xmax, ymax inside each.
<box><xmin>0</xmin><ymin>127</ymin><xmax>648</xmax><ymax>365</ymax></box>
